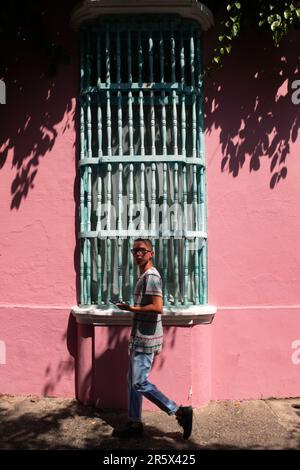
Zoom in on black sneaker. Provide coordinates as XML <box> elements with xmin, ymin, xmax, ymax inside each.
<box><xmin>176</xmin><ymin>406</ymin><xmax>193</xmax><ymax>439</ymax></box>
<box><xmin>112</xmin><ymin>421</ymin><xmax>144</xmax><ymax>438</ymax></box>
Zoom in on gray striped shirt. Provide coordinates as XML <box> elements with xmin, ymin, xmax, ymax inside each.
<box><xmin>129</xmin><ymin>266</ymin><xmax>163</xmax><ymax>354</ymax></box>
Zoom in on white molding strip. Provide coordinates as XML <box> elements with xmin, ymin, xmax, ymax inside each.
<box><xmin>0</xmin><ymin>303</ymin><xmax>300</xmax><ymax>311</ymax></box>
<box><xmin>0</xmin><ymin>304</ymin><xmax>71</xmax><ymax>310</ymax></box>
<box><xmin>0</xmin><ymin>304</ymin><xmax>299</xmax><ymax>311</ymax></box>
<box><xmin>217</xmin><ymin>305</ymin><xmax>300</xmax><ymax>310</ymax></box>
<box><xmin>70</xmin><ymin>0</ymin><xmax>214</xmax><ymax>31</ymax></box>
<box><xmin>71</xmin><ymin>304</ymin><xmax>217</xmax><ymax>325</ymax></box>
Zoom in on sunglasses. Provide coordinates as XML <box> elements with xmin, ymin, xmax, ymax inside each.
<box><xmin>131</xmin><ymin>248</ymin><xmax>152</xmax><ymax>255</ymax></box>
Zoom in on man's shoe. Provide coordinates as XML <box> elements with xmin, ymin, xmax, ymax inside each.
<box><xmin>112</xmin><ymin>421</ymin><xmax>144</xmax><ymax>438</ymax></box>
<box><xmin>176</xmin><ymin>406</ymin><xmax>193</xmax><ymax>439</ymax></box>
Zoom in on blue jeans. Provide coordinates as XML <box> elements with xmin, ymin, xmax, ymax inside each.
<box><xmin>127</xmin><ymin>350</ymin><xmax>179</xmax><ymax>421</ymax></box>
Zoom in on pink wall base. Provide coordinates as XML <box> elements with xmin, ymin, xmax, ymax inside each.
<box><xmin>77</xmin><ymin>324</ymin><xmax>94</xmax><ymax>405</ymax></box>
<box><xmin>0</xmin><ymin>307</ymin><xmax>76</xmax><ymax>397</ymax></box>
<box><xmin>211</xmin><ymin>308</ymin><xmax>300</xmax><ymax>401</ymax></box>
<box><xmin>75</xmin><ymin>323</ymin><xmax>212</xmax><ymax>411</ymax></box>
<box><xmin>0</xmin><ymin>307</ymin><xmax>300</xmax><ymax>408</ymax></box>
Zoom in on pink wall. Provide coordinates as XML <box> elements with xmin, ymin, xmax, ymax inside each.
<box><xmin>205</xmin><ymin>29</ymin><xmax>300</xmax><ymax>401</ymax></box>
<box><xmin>0</xmin><ymin>307</ymin><xmax>76</xmax><ymax>397</ymax></box>
<box><xmin>0</xmin><ymin>1</ymin><xmax>79</xmax><ymax>397</ymax></box>
<box><xmin>91</xmin><ymin>325</ymin><xmax>211</xmax><ymax>410</ymax></box>
<box><xmin>0</xmin><ymin>4</ymin><xmax>300</xmax><ymax>407</ymax></box>
<box><xmin>211</xmin><ymin>308</ymin><xmax>300</xmax><ymax>400</ymax></box>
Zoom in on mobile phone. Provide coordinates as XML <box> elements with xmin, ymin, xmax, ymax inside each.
<box><xmin>109</xmin><ymin>299</ymin><xmax>128</xmax><ymax>305</ymax></box>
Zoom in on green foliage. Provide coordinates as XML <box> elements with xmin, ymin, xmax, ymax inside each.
<box><xmin>204</xmin><ymin>0</ymin><xmax>300</xmax><ymax>72</ymax></box>
<box><xmin>0</xmin><ymin>1</ymin><xmax>299</xmax><ymax>76</ymax></box>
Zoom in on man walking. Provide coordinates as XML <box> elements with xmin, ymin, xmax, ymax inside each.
<box><xmin>113</xmin><ymin>238</ymin><xmax>193</xmax><ymax>439</ymax></box>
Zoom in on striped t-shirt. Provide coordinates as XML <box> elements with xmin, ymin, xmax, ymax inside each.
<box><xmin>129</xmin><ymin>266</ymin><xmax>163</xmax><ymax>354</ymax></box>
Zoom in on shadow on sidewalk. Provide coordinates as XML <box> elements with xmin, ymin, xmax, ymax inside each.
<box><xmin>0</xmin><ymin>396</ymin><xmax>239</xmax><ymax>450</ymax></box>
<box><xmin>1</xmin><ymin>396</ymin><xmax>298</xmax><ymax>450</ymax></box>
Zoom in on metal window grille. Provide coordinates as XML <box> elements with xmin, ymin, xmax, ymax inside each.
<box><xmin>79</xmin><ymin>15</ymin><xmax>207</xmax><ymax>307</ymax></box>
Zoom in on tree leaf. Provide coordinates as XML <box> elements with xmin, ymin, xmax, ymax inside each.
<box><xmin>271</xmin><ymin>20</ymin><xmax>281</xmax><ymax>31</ymax></box>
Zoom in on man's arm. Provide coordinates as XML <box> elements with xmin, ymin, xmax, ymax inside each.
<box><xmin>117</xmin><ymin>295</ymin><xmax>163</xmax><ymax>314</ymax></box>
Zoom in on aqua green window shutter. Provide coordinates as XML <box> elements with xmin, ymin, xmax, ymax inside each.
<box><xmin>79</xmin><ymin>16</ymin><xmax>207</xmax><ymax>307</ymax></box>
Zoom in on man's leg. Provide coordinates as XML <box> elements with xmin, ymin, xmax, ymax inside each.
<box><xmin>127</xmin><ymin>350</ymin><xmax>143</xmax><ymax>422</ymax></box>
<box><xmin>131</xmin><ymin>351</ymin><xmax>178</xmax><ymax>415</ymax></box>
<box><xmin>112</xmin><ymin>351</ymin><xmax>144</xmax><ymax>438</ymax></box>
<box><xmin>132</xmin><ymin>351</ymin><xmax>193</xmax><ymax>439</ymax></box>
<box><xmin>113</xmin><ymin>350</ymin><xmax>193</xmax><ymax>439</ymax></box>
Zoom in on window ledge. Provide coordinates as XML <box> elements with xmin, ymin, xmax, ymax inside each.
<box><xmin>71</xmin><ymin>304</ymin><xmax>217</xmax><ymax>326</ymax></box>
<box><xmin>70</xmin><ymin>1</ymin><xmax>214</xmax><ymax>31</ymax></box>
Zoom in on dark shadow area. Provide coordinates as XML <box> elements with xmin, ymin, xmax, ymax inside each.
<box><xmin>0</xmin><ymin>396</ymin><xmax>205</xmax><ymax>450</ymax></box>
<box><xmin>95</xmin><ymin>412</ymin><xmax>207</xmax><ymax>450</ymax></box>
<box><xmin>289</xmin><ymin>402</ymin><xmax>300</xmax><ymax>449</ymax></box>
<box><xmin>0</xmin><ymin>397</ymin><xmax>107</xmax><ymax>450</ymax></box>
<box><xmin>0</xmin><ymin>395</ymin><xmax>299</xmax><ymax>450</ymax></box>
<box><xmin>0</xmin><ymin>0</ymin><xmax>80</xmax><ymax>209</ymax></box>
<box><xmin>74</xmin><ymin>141</ymin><xmax>81</xmax><ymax>306</ymax></box>
<box><xmin>41</xmin><ymin>317</ymin><xmax>179</xmax><ymax>412</ymax></box>
<box><xmin>84</xmin><ymin>325</ymin><xmax>179</xmax><ymax>410</ymax></box>
<box><xmin>42</xmin><ymin>313</ymin><xmax>77</xmax><ymax>397</ymax></box>
<box><xmin>93</xmin><ymin>327</ymin><xmax>130</xmax><ymax>410</ymax></box>
<box><xmin>204</xmin><ymin>22</ymin><xmax>300</xmax><ymax>189</ymax></box>
<box><xmin>0</xmin><ymin>398</ymin><xmax>200</xmax><ymax>449</ymax></box>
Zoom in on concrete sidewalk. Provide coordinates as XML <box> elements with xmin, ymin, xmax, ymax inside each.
<box><xmin>0</xmin><ymin>395</ymin><xmax>300</xmax><ymax>450</ymax></box>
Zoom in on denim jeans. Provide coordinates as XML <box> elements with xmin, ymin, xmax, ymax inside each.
<box><xmin>127</xmin><ymin>350</ymin><xmax>179</xmax><ymax>421</ymax></box>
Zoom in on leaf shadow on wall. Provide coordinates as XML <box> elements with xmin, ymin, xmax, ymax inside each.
<box><xmin>42</xmin><ymin>314</ymin><xmax>77</xmax><ymax>397</ymax></box>
<box><xmin>67</xmin><ymin>324</ymin><xmax>178</xmax><ymax>412</ymax></box>
<box><xmin>0</xmin><ymin>0</ymin><xmax>78</xmax><ymax>209</ymax></box>
<box><xmin>204</xmin><ymin>29</ymin><xmax>300</xmax><ymax>189</ymax></box>
<box><xmin>42</xmin><ymin>316</ymin><xmax>179</xmax><ymax>413</ymax></box>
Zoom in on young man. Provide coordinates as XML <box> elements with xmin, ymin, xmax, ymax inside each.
<box><xmin>113</xmin><ymin>238</ymin><xmax>193</xmax><ymax>439</ymax></box>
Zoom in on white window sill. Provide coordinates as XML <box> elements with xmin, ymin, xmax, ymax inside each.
<box><xmin>71</xmin><ymin>1</ymin><xmax>214</xmax><ymax>32</ymax></box>
<box><xmin>71</xmin><ymin>304</ymin><xmax>217</xmax><ymax>326</ymax></box>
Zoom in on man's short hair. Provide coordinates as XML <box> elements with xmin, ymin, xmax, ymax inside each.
<box><xmin>133</xmin><ymin>238</ymin><xmax>153</xmax><ymax>251</ymax></box>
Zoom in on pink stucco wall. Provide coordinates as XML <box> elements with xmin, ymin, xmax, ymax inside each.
<box><xmin>0</xmin><ymin>1</ymin><xmax>79</xmax><ymax>397</ymax></box>
<box><xmin>0</xmin><ymin>4</ymin><xmax>300</xmax><ymax>408</ymax></box>
<box><xmin>92</xmin><ymin>325</ymin><xmax>211</xmax><ymax>410</ymax></box>
<box><xmin>205</xmin><ymin>29</ymin><xmax>300</xmax><ymax>401</ymax></box>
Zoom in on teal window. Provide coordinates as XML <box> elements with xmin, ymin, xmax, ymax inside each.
<box><xmin>79</xmin><ymin>16</ymin><xmax>207</xmax><ymax>308</ymax></box>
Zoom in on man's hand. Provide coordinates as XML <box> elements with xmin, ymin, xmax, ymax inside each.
<box><xmin>116</xmin><ymin>303</ymin><xmax>131</xmax><ymax>311</ymax></box>
<box><xmin>128</xmin><ymin>296</ymin><xmax>163</xmax><ymax>315</ymax></box>
<box><xmin>115</xmin><ymin>296</ymin><xmax>163</xmax><ymax>314</ymax></box>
